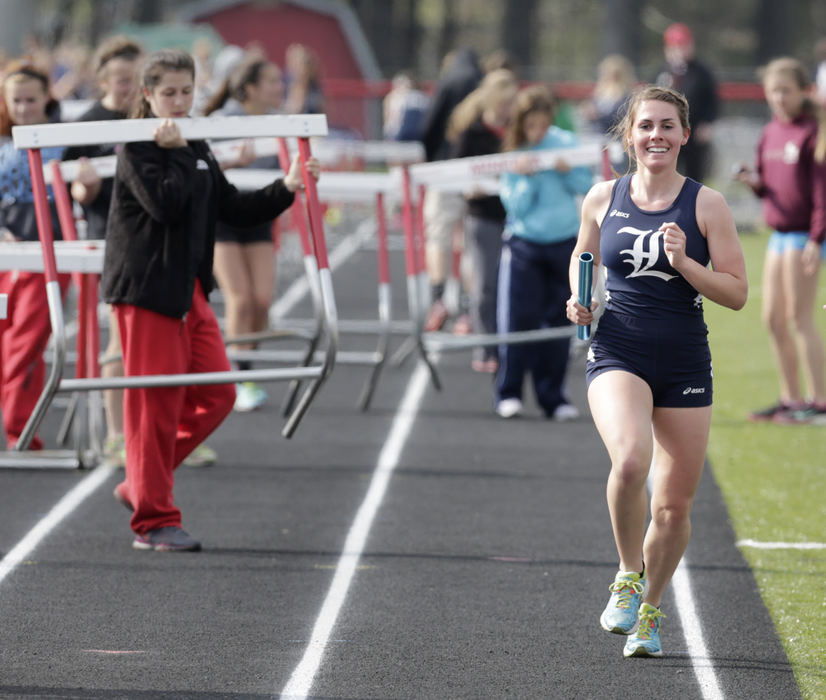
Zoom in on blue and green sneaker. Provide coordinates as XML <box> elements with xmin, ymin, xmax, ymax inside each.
<box><xmin>600</xmin><ymin>570</ymin><xmax>647</xmax><ymax>634</ymax></box>
<box><xmin>624</xmin><ymin>603</ymin><xmax>666</xmax><ymax>657</ymax></box>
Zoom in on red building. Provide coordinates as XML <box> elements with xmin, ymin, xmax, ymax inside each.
<box><xmin>178</xmin><ymin>0</ymin><xmax>382</xmax><ymax>137</ymax></box>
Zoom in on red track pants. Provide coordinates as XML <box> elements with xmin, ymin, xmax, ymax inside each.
<box><xmin>114</xmin><ymin>281</ymin><xmax>235</xmax><ymax>534</ymax></box>
<box><xmin>0</xmin><ymin>270</ymin><xmax>70</xmax><ymax>449</ymax></box>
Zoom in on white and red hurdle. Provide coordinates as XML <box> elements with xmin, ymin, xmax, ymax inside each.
<box><xmin>0</xmin><ymin>114</ymin><xmax>337</xmax><ymax>469</ymax></box>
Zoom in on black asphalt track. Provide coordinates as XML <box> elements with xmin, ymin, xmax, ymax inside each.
<box><xmin>0</xmin><ymin>238</ymin><xmax>800</xmax><ymax>699</ymax></box>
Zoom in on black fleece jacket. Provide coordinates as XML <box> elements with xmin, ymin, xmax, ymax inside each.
<box><xmin>102</xmin><ymin>139</ymin><xmax>294</xmax><ymax>318</ymax></box>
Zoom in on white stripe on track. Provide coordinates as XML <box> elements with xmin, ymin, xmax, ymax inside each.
<box><xmin>0</xmin><ymin>465</ymin><xmax>114</xmax><ymax>586</ymax></box>
<box><xmin>280</xmin><ymin>360</ymin><xmax>431</xmax><ymax>700</ymax></box>
<box><xmin>1</xmin><ymin>225</ymin><xmax>371</xmax><ymax>589</ymax></box>
<box><xmin>671</xmin><ymin>562</ymin><xmax>724</xmax><ymax>700</ymax></box>
<box><xmin>737</xmin><ymin>539</ymin><xmax>826</xmax><ymax>550</ymax></box>
<box><xmin>646</xmin><ymin>470</ymin><xmax>723</xmax><ymax>699</ymax></box>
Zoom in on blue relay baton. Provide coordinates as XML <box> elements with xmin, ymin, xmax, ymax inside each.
<box><xmin>577</xmin><ymin>252</ymin><xmax>594</xmax><ymax>341</ymax></box>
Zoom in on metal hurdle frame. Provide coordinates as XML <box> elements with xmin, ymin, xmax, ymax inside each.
<box><xmin>225</xmin><ymin>163</ymin><xmax>409</xmax><ymax>411</ymax></box>
<box><xmin>393</xmin><ymin>141</ymin><xmax>610</xmax><ymax>363</ymax></box>
<box><xmin>0</xmin><ymin>114</ymin><xmax>336</xmax><ymax>469</ymax></box>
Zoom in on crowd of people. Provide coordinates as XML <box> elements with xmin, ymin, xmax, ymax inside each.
<box><xmin>0</xmin><ymin>21</ymin><xmax>824</xmax><ymax>659</ymax></box>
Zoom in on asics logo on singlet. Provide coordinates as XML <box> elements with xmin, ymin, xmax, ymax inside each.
<box><xmin>617</xmin><ymin>226</ymin><xmax>677</xmax><ymax>282</ymax></box>
<box><xmin>683</xmin><ymin>387</ymin><xmax>705</xmax><ymax>395</ymax></box>
<box><xmin>609</xmin><ymin>209</ymin><xmax>630</xmax><ymax>218</ymax></box>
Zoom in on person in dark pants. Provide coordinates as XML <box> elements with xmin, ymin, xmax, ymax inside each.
<box><xmin>496</xmin><ymin>85</ymin><xmax>592</xmax><ymax>419</ymax></box>
<box><xmin>654</xmin><ymin>23</ymin><xmax>719</xmax><ymax>183</ymax></box>
<box><xmin>103</xmin><ymin>49</ymin><xmax>319</xmax><ymax>552</ymax></box>
<box><xmin>447</xmin><ymin>69</ymin><xmax>518</xmax><ymax>372</ymax></box>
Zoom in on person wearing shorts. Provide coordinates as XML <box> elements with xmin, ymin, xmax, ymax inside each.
<box><xmin>567</xmin><ymin>86</ymin><xmax>747</xmax><ymax>658</ymax></box>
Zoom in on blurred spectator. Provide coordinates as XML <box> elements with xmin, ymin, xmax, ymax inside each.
<box><xmin>654</xmin><ymin>22</ymin><xmax>719</xmax><ymax>182</ymax></box>
<box><xmin>50</xmin><ymin>39</ymin><xmax>94</xmax><ymax>100</ymax></box>
<box><xmin>283</xmin><ymin>43</ymin><xmax>325</xmax><ymax>115</ymax></box>
<box><xmin>382</xmin><ymin>70</ymin><xmax>429</xmax><ymax>141</ymax></box>
<box><xmin>418</xmin><ymin>49</ymin><xmax>483</xmax><ymax>332</ymax></box>
<box><xmin>582</xmin><ymin>54</ymin><xmax>637</xmax><ymax>172</ymax></box>
<box><xmin>482</xmin><ymin>49</ymin><xmax>519</xmax><ymax>77</ymax></box>
<box><xmin>62</xmin><ymin>35</ymin><xmax>144</xmax><ymax>466</ymax></box>
<box><xmin>815</xmin><ymin>38</ymin><xmax>826</xmax><ymax>107</ymax></box>
<box><xmin>0</xmin><ymin>59</ymin><xmax>70</xmax><ymax>451</ymax></box>
<box><xmin>193</xmin><ymin>44</ymin><xmax>246</xmax><ymax>116</ymax></box>
<box><xmin>204</xmin><ymin>56</ymin><xmax>285</xmax><ymax>414</ymax></box>
<box><xmin>583</xmin><ymin>54</ymin><xmax>636</xmax><ymax>136</ymax></box>
<box><xmin>447</xmin><ymin>69</ymin><xmax>518</xmax><ymax>372</ymax></box>
<box><xmin>496</xmin><ymin>84</ymin><xmax>592</xmax><ymax>419</ymax></box>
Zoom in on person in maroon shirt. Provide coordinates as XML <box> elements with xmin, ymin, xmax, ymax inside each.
<box><xmin>734</xmin><ymin>57</ymin><xmax>826</xmax><ymax>424</ymax></box>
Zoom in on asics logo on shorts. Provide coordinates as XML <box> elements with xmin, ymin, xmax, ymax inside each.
<box><xmin>682</xmin><ymin>387</ymin><xmax>705</xmax><ymax>395</ymax></box>
<box><xmin>617</xmin><ymin>226</ymin><xmax>677</xmax><ymax>282</ymax></box>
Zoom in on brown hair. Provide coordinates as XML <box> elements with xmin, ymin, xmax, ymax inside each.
<box><xmin>202</xmin><ymin>57</ymin><xmax>275</xmax><ymax>116</ymax></box>
<box><xmin>761</xmin><ymin>57</ymin><xmax>826</xmax><ymax>163</ymax></box>
<box><xmin>446</xmin><ymin>68</ymin><xmax>517</xmax><ymax>143</ymax></box>
<box><xmin>0</xmin><ymin>60</ymin><xmax>59</xmax><ymax>135</ymax></box>
<box><xmin>502</xmin><ymin>84</ymin><xmax>556</xmax><ymax>152</ymax></box>
<box><xmin>612</xmin><ymin>85</ymin><xmax>690</xmax><ymax>169</ymax></box>
<box><xmin>93</xmin><ymin>35</ymin><xmax>143</xmax><ymax>76</ymax></box>
<box><xmin>131</xmin><ymin>49</ymin><xmax>195</xmax><ymax>118</ymax></box>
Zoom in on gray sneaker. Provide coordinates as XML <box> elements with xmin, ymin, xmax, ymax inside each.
<box><xmin>132</xmin><ymin>526</ymin><xmax>201</xmax><ymax>552</ymax></box>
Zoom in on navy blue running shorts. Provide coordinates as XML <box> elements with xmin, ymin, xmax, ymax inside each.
<box><xmin>585</xmin><ymin>309</ymin><xmax>713</xmax><ymax>408</ymax></box>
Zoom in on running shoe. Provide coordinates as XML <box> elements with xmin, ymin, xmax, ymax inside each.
<box><xmin>600</xmin><ymin>570</ymin><xmax>647</xmax><ymax>634</ymax></box>
<box><xmin>774</xmin><ymin>402</ymin><xmax>826</xmax><ymax>425</ymax></box>
<box><xmin>102</xmin><ymin>434</ymin><xmax>126</xmax><ymax>467</ymax></box>
<box><xmin>748</xmin><ymin>399</ymin><xmax>799</xmax><ymax>422</ymax></box>
<box><xmin>234</xmin><ymin>381</ymin><xmax>268</xmax><ymax>413</ymax></box>
<box><xmin>182</xmin><ymin>443</ymin><xmax>217</xmax><ymax>468</ymax></box>
<box><xmin>624</xmin><ymin>603</ymin><xmax>666</xmax><ymax>657</ymax></box>
<box><xmin>133</xmin><ymin>526</ymin><xmax>201</xmax><ymax>552</ymax></box>
<box><xmin>496</xmin><ymin>398</ymin><xmax>524</xmax><ymax>418</ymax></box>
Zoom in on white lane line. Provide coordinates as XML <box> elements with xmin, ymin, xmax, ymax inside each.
<box><xmin>271</xmin><ymin>220</ymin><xmax>373</xmax><ymax>321</ymax></box>
<box><xmin>672</xmin><ymin>562</ymin><xmax>724</xmax><ymax>700</ymax></box>
<box><xmin>280</xmin><ymin>360</ymin><xmax>432</xmax><ymax>700</ymax></box>
<box><xmin>0</xmin><ymin>465</ymin><xmax>114</xmax><ymax>586</ymax></box>
<box><xmin>1</xmin><ymin>226</ymin><xmax>371</xmax><ymax>588</ymax></box>
<box><xmin>737</xmin><ymin>539</ymin><xmax>826</xmax><ymax>550</ymax></box>
<box><xmin>647</xmin><ymin>470</ymin><xmax>723</xmax><ymax>699</ymax></box>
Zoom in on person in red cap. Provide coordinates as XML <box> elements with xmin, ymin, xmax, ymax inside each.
<box><xmin>654</xmin><ymin>22</ymin><xmax>719</xmax><ymax>183</ymax></box>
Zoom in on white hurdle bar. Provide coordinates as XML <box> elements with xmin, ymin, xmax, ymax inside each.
<box><xmin>394</xmin><ymin>142</ymin><xmax>608</xmax><ymax>361</ymax></box>
<box><xmin>6</xmin><ymin>115</ymin><xmax>336</xmax><ymax>469</ymax></box>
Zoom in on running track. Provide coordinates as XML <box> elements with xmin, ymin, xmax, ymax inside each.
<box><xmin>0</xmin><ymin>231</ymin><xmax>799</xmax><ymax>699</ymax></box>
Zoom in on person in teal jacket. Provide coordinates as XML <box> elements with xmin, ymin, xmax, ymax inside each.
<box><xmin>495</xmin><ymin>85</ymin><xmax>593</xmax><ymax>419</ymax></box>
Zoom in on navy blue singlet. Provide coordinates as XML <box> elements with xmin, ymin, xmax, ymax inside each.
<box><xmin>600</xmin><ymin>175</ymin><xmax>709</xmax><ymax>320</ymax></box>
<box><xmin>586</xmin><ymin>175</ymin><xmax>713</xmax><ymax>407</ymax></box>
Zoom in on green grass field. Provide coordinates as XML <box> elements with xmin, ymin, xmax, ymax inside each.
<box><xmin>704</xmin><ymin>228</ymin><xmax>826</xmax><ymax>700</ymax></box>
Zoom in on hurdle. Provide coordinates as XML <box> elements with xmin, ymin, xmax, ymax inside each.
<box><xmin>224</xmin><ymin>160</ymin><xmax>417</xmax><ymax>410</ymax></box>
<box><xmin>0</xmin><ymin>114</ymin><xmax>336</xmax><ymax>469</ymax></box>
<box><xmin>391</xmin><ymin>141</ymin><xmax>609</xmax><ymax>363</ymax></box>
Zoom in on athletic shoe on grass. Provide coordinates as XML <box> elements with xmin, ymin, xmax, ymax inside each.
<box><xmin>774</xmin><ymin>402</ymin><xmax>826</xmax><ymax>425</ymax></box>
<box><xmin>624</xmin><ymin>603</ymin><xmax>666</xmax><ymax>657</ymax></box>
<box><xmin>133</xmin><ymin>526</ymin><xmax>201</xmax><ymax>552</ymax></box>
<box><xmin>748</xmin><ymin>399</ymin><xmax>800</xmax><ymax>422</ymax></box>
<box><xmin>600</xmin><ymin>570</ymin><xmax>647</xmax><ymax>634</ymax></box>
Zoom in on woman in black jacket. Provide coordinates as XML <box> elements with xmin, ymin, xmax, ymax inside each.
<box><xmin>103</xmin><ymin>49</ymin><xmax>319</xmax><ymax>552</ymax></box>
